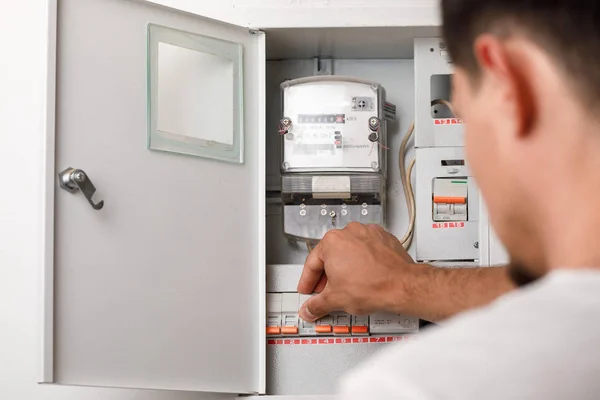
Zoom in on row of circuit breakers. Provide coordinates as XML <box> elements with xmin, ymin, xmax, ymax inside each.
<box><xmin>279</xmin><ymin>39</ymin><xmax>475</xmax><ymax>263</ymax></box>
<box><xmin>267</xmin><ymin>293</ymin><xmax>419</xmax><ymax>337</ymax></box>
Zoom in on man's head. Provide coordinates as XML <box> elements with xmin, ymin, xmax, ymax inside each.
<box><xmin>441</xmin><ymin>1</ymin><xmax>600</xmax><ymax>282</ymax></box>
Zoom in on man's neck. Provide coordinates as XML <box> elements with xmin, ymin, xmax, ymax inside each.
<box><xmin>543</xmin><ymin>166</ymin><xmax>600</xmax><ymax>272</ymax></box>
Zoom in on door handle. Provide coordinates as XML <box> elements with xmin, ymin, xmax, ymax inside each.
<box><xmin>59</xmin><ymin>167</ymin><xmax>104</xmax><ymax>210</ymax></box>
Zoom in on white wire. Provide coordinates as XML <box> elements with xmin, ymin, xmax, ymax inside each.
<box><xmin>306</xmin><ymin>242</ymin><xmax>314</xmax><ymax>253</ymax></box>
<box><xmin>402</xmin><ymin>157</ymin><xmax>416</xmax><ymax>249</ymax></box>
<box><xmin>431</xmin><ymin>99</ymin><xmax>456</xmax><ymax>117</ymax></box>
<box><xmin>399</xmin><ymin>122</ymin><xmax>416</xmax><ymax>249</ymax></box>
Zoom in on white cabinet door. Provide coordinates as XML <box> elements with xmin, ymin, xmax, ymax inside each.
<box><xmin>42</xmin><ymin>0</ymin><xmax>265</xmax><ymax>394</ymax></box>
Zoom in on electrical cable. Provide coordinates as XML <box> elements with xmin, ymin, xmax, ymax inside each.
<box><xmin>399</xmin><ymin>122</ymin><xmax>416</xmax><ymax>249</ymax></box>
<box><xmin>399</xmin><ymin>99</ymin><xmax>454</xmax><ymax>250</ymax></box>
<box><xmin>431</xmin><ymin>98</ymin><xmax>456</xmax><ymax>117</ymax></box>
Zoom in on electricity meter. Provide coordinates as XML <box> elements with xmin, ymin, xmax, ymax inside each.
<box><xmin>280</xmin><ymin>76</ymin><xmax>396</xmax><ymax>242</ymax></box>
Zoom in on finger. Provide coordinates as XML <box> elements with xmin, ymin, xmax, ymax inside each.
<box><xmin>297</xmin><ymin>241</ymin><xmax>326</xmax><ymax>294</ymax></box>
<box><xmin>366</xmin><ymin>223</ymin><xmax>386</xmax><ymax>240</ymax></box>
<box><xmin>314</xmin><ymin>274</ymin><xmax>328</xmax><ymax>293</ymax></box>
<box><xmin>345</xmin><ymin>222</ymin><xmax>370</xmax><ymax>237</ymax></box>
<box><xmin>299</xmin><ymin>289</ymin><xmax>338</xmax><ymax>322</ymax></box>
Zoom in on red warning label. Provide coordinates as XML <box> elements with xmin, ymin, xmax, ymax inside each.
<box><xmin>434</xmin><ymin>118</ymin><xmax>464</xmax><ymax>125</ymax></box>
<box><xmin>432</xmin><ymin>222</ymin><xmax>465</xmax><ymax>229</ymax></box>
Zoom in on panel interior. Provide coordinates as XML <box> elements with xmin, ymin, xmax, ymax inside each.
<box><xmin>264</xmin><ymin>57</ymin><xmax>418</xmax><ymax>396</ymax></box>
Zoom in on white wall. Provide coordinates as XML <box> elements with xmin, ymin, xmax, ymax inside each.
<box><xmin>0</xmin><ymin>1</ymin><xmax>230</xmax><ymax>399</ymax></box>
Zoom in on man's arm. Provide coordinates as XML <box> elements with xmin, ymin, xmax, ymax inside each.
<box><xmin>297</xmin><ymin>223</ymin><xmax>516</xmax><ymax>323</ymax></box>
<box><xmin>399</xmin><ymin>264</ymin><xmax>515</xmax><ymax>322</ymax></box>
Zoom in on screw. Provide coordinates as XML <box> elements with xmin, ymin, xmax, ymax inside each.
<box><xmin>369</xmin><ymin>117</ymin><xmax>381</xmax><ymax>132</ymax></box>
<box><xmin>371</xmin><ymin>162</ymin><xmax>379</xmax><ymax>170</ymax></box>
<box><xmin>474</xmin><ymin>241</ymin><xmax>479</xmax><ymax>249</ymax></box>
<box><xmin>341</xmin><ymin>203</ymin><xmax>347</xmax><ymax>209</ymax></box>
<box><xmin>321</xmin><ymin>204</ymin><xmax>327</xmax><ymax>209</ymax></box>
<box><xmin>341</xmin><ymin>209</ymin><xmax>348</xmax><ymax>216</ymax></box>
<box><xmin>282</xmin><ymin>162</ymin><xmax>290</xmax><ymax>171</ymax></box>
<box><xmin>73</xmin><ymin>171</ymin><xmax>86</xmax><ymax>183</ymax></box>
<box><xmin>300</xmin><ymin>210</ymin><xmax>307</xmax><ymax>216</ymax></box>
<box><xmin>321</xmin><ymin>209</ymin><xmax>327</xmax><ymax>216</ymax></box>
<box><xmin>361</xmin><ymin>209</ymin><xmax>368</xmax><ymax>216</ymax></box>
<box><xmin>362</xmin><ymin>203</ymin><xmax>368</xmax><ymax>208</ymax></box>
<box><xmin>329</xmin><ymin>211</ymin><xmax>336</xmax><ymax>218</ymax></box>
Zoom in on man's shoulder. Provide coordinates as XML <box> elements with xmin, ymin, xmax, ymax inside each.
<box><xmin>337</xmin><ymin>270</ymin><xmax>600</xmax><ymax>400</ymax></box>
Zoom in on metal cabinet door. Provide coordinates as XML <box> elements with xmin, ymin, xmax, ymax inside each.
<box><xmin>42</xmin><ymin>0</ymin><xmax>265</xmax><ymax>394</ymax></box>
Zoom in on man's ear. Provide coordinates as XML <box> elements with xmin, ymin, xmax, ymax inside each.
<box><xmin>473</xmin><ymin>34</ymin><xmax>535</xmax><ymax>137</ymax></box>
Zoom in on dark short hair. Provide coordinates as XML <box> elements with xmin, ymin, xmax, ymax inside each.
<box><xmin>441</xmin><ymin>1</ymin><xmax>600</xmax><ymax>106</ymax></box>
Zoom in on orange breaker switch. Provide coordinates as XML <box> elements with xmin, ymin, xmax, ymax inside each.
<box><xmin>333</xmin><ymin>326</ymin><xmax>350</xmax><ymax>335</ymax></box>
<box><xmin>351</xmin><ymin>326</ymin><xmax>369</xmax><ymax>335</ymax></box>
<box><xmin>315</xmin><ymin>325</ymin><xmax>332</xmax><ymax>334</ymax></box>
<box><xmin>432</xmin><ymin>178</ymin><xmax>469</xmax><ymax>222</ymax></box>
<box><xmin>266</xmin><ymin>326</ymin><xmax>281</xmax><ymax>336</ymax></box>
<box><xmin>433</xmin><ymin>196</ymin><xmax>466</xmax><ymax>204</ymax></box>
<box><xmin>281</xmin><ymin>326</ymin><xmax>299</xmax><ymax>335</ymax></box>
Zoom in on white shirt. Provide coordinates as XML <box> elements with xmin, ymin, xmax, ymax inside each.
<box><xmin>337</xmin><ymin>269</ymin><xmax>600</xmax><ymax>400</ymax></box>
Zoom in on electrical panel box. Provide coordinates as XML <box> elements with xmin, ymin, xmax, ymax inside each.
<box><xmin>280</xmin><ymin>76</ymin><xmax>395</xmax><ymax>243</ymax></box>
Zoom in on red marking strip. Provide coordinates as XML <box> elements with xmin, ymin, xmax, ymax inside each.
<box><xmin>434</xmin><ymin>118</ymin><xmax>464</xmax><ymax>125</ymax></box>
<box><xmin>267</xmin><ymin>336</ymin><xmax>409</xmax><ymax>345</ymax></box>
<box><xmin>432</xmin><ymin>222</ymin><xmax>465</xmax><ymax>229</ymax></box>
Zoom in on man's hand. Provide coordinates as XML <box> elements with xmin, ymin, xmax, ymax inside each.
<box><xmin>298</xmin><ymin>222</ymin><xmax>517</xmax><ymax>323</ymax></box>
<box><xmin>297</xmin><ymin>222</ymin><xmax>419</xmax><ymax>322</ymax></box>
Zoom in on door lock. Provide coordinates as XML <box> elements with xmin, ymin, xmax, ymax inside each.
<box><xmin>59</xmin><ymin>167</ymin><xmax>104</xmax><ymax>210</ymax></box>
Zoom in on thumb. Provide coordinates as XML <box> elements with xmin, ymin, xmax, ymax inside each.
<box><xmin>299</xmin><ymin>290</ymin><xmax>336</xmax><ymax>322</ymax></box>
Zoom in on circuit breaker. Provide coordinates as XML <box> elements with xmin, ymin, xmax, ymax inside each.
<box><xmin>280</xmin><ymin>76</ymin><xmax>396</xmax><ymax>243</ymax></box>
<box><xmin>415</xmin><ymin>147</ymin><xmax>479</xmax><ymax>261</ymax></box>
<box><xmin>432</xmin><ymin>178</ymin><xmax>468</xmax><ymax>222</ymax></box>
<box><xmin>414</xmin><ymin>38</ymin><xmax>481</xmax><ymax>263</ymax></box>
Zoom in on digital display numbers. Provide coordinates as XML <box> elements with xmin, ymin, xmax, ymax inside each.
<box><xmin>297</xmin><ymin>114</ymin><xmax>346</xmax><ymax>124</ymax></box>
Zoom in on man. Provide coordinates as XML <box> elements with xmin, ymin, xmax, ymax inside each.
<box><xmin>297</xmin><ymin>1</ymin><xmax>600</xmax><ymax>398</ymax></box>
